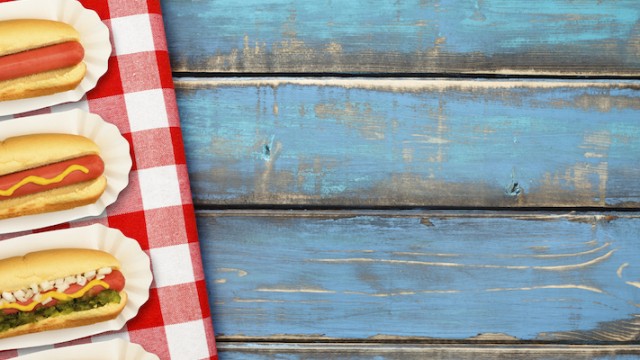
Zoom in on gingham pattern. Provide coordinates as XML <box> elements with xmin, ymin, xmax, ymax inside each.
<box><xmin>0</xmin><ymin>1</ymin><xmax>218</xmax><ymax>359</ymax></box>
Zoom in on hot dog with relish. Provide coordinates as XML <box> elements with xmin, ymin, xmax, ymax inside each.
<box><xmin>0</xmin><ymin>248</ymin><xmax>126</xmax><ymax>339</ymax></box>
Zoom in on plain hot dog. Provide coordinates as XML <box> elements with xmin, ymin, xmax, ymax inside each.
<box><xmin>0</xmin><ymin>248</ymin><xmax>127</xmax><ymax>339</ymax></box>
<box><xmin>0</xmin><ymin>133</ymin><xmax>107</xmax><ymax>220</ymax></box>
<box><xmin>0</xmin><ymin>41</ymin><xmax>84</xmax><ymax>82</ymax></box>
<box><xmin>0</xmin><ymin>19</ymin><xmax>86</xmax><ymax>101</ymax></box>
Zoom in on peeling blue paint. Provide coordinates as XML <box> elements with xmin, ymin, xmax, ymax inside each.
<box><xmin>178</xmin><ymin>82</ymin><xmax>640</xmax><ymax>205</ymax></box>
<box><xmin>163</xmin><ymin>0</ymin><xmax>640</xmax><ymax>57</ymax></box>
<box><xmin>200</xmin><ymin>215</ymin><xmax>640</xmax><ymax>339</ymax></box>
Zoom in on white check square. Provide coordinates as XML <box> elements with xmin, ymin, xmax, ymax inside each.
<box><xmin>165</xmin><ymin>320</ymin><xmax>209</xmax><ymax>360</ymax></box>
<box><xmin>124</xmin><ymin>89</ymin><xmax>169</xmax><ymax>132</ymax></box>
<box><xmin>110</xmin><ymin>14</ymin><xmax>155</xmax><ymax>55</ymax></box>
<box><xmin>138</xmin><ymin>166</ymin><xmax>182</xmax><ymax>210</ymax></box>
<box><xmin>149</xmin><ymin>244</ymin><xmax>195</xmax><ymax>287</ymax></box>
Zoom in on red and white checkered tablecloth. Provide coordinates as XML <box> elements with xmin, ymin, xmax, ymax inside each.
<box><xmin>0</xmin><ymin>1</ymin><xmax>218</xmax><ymax>359</ymax></box>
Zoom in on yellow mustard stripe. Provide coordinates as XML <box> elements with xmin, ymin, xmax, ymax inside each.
<box><xmin>0</xmin><ymin>165</ymin><xmax>89</xmax><ymax>197</ymax></box>
<box><xmin>0</xmin><ymin>279</ymin><xmax>110</xmax><ymax>312</ymax></box>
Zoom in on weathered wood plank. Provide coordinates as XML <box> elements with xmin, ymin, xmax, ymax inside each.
<box><xmin>161</xmin><ymin>0</ymin><xmax>640</xmax><ymax>76</ymax></box>
<box><xmin>217</xmin><ymin>343</ymin><xmax>640</xmax><ymax>359</ymax></box>
<box><xmin>177</xmin><ymin>79</ymin><xmax>640</xmax><ymax>208</ymax></box>
<box><xmin>198</xmin><ymin>210</ymin><xmax>640</xmax><ymax>341</ymax></box>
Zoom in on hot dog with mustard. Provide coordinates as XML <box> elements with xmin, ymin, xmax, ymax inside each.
<box><xmin>0</xmin><ymin>248</ymin><xmax>126</xmax><ymax>339</ymax></box>
<box><xmin>0</xmin><ymin>19</ymin><xmax>86</xmax><ymax>101</ymax></box>
<box><xmin>0</xmin><ymin>133</ymin><xmax>106</xmax><ymax>220</ymax></box>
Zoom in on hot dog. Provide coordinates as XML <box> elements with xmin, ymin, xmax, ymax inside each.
<box><xmin>0</xmin><ymin>133</ymin><xmax>107</xmax><ymax>220</ymax></box>
<box><xmin>0</xmin><ymin>19</ymin><xmax>86</xmax><ymax>101</ymax></box>
<box><xmin>0</xmin><ymin>248</ymin><xmax>126</xmax><ymax>339</ymax></box>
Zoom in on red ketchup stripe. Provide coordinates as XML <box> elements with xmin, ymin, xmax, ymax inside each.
<box><xmin>0</xmin><ymin>41</ymin><xmax>84</xmax><ymax>82</ymax></box>
<box><xmin>0</xmin><ymin>154</ymin><xmax>104</xmax><ymax>200</ymax></box>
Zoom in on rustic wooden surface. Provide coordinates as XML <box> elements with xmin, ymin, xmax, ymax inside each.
<box><xmin>162</xmin><ymin>0</ymin><xmax>640</xmax><ymax>76</ymax></box>
<box><xmin>217</xmin><ymin>343</ymin><xmax>640</xmax><ymax>360</ymax></box>
<box><xmin>176</xmin><ymin>78</ymin><xmax>640</xmax><ymax>208</ymax></box>
<box><xmin>161</xmin><ymin>0</ymin><xmax>640</xmax><ymax>358</ymax></box>
<box><xmin>199</xmin><ymin>211</ymin><xmax>640</xmax><ymax>342</ymax></box>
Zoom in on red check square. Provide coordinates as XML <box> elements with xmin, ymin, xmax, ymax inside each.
<box><xmin>107</xmin><ymin>0</ymin><xmax>149</xmax><ymax>17</ymax></box>
<box><xmin>128</xmin><ymin>327</ymin><xmax>170</xmax><ymax>357</ymax></box>
<box><xmin>156</xmin><ymin>51</ymin><xmax>174</xmax><ymax>89</ymax></box>
<box><xmin>86</xmin><ymin>55</ymin><xmax>124</xmax><ymax>100</ymax></box>
<box><xmin>127</xmin><ymin>288</ymin><xmax>164</xmax><ymax>330</ymax></box>
<box><xmin>177</xmin><ymin>165</ymin><xmax>195</xmax><ymax>205</ymax></box>
<box><xmin>158</xmin><ymin>283</ymin><xmax>203</xmax><ymax>325</ymax></box>
<box><xmin>169</xmin><ymin>127</ymin><xmax>187</xmax><ymax>166</ymax></box>
<box><xmin>87</xmin><ymin>95</ymin><xmax>130</xmax><ymax>134</ymax></box>
<box><xmin>150</xmin><ymin>14</ymin><xmax>168</xmax><ymax>51</ymax></box>
<box><xmin>107</xmin><ymin>210</ymin><xmax>149</xmax><ymax>250</ymax></box>
<box><xmin>189</xmin><ymin>243</ymin><xmax>207</xmax><ymax>282</ymax></box>
<box><xmin>147</xmin><ymin>0</ymin><xmax>163</xmax><ymax>15</ymax></box>
<box><xmin>79</xmin><ymin>0</ymin><xmax>110</xmax><ymax>20</ymax></box>
<box><xmin>132</xmin><ymin>128</ymin><xmax>175</xmax><ymax>169</ymax></box>
<box><xmin>144</xmin><ymin>206</ymin><xmax>189</xmax><ymax>248</ymax></box>
<box><xmin>104</xmin><ymin>170</ymin><xmax>144</xmax><ymax>216</ymax></box>
<box><xmin>164</xmin><ymin>89</ymin><xmax>181</xmax><ymax>127</ymax></box>
<box><xmin>195</xmin><ymin>280</ymin><xmax>211</xmax><ymax>318</ymax></box>
<box><xmin>183</xmin><ymin>204</ymin><xmax>199</xmax><ymax>243</ymax></box>
<box><xmin>119</xmin><ymin>52</ymin><xmax>162</xmax><ymax>93</ymax></box>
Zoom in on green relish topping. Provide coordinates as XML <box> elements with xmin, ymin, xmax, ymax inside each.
<box><xmin>0</xmin><ymin>289</ymin><xmax>120</xmax><ymax>332</ymax></box>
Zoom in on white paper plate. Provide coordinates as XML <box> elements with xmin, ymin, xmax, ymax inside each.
<box><xmin>11</xmin><ymin>339</ymin><xmax>159</xmax><ymax>360</ymax></box>
<box><xmin>0</xmin><ymin>109</ymin><xmax>131</xmax><ymax>234</ymax></box>
<box><xmin>0</xmin><ymin>0</ymin><xmax>111</xmax><ymax>116</ymax></box>
<box><xmin>0</xmin><ymin>224</ymin><xmax>152</xmax><ymax>351</ymax></box>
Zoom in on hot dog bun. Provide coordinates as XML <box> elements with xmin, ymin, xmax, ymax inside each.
<box><xmin>0</xmin><ymin>19</ymin><xmax>86</xmax><ymax>101</ymax></box>
<box><xmin>0</xmin><ymin>20</ymin><xmax>81</xmax><ymax>56</ymax></box>
<box><xmin>0</xmin><ymin>133</ymin><xmax>100</xmax><ymax>176</ymax></box>
<box><xmin>0</xmin><ymin>176</ymin><xmax>106</xmax><ymax>220</ymax></box>
<box><xmin>0</xmin><ymin>133</ymin><xmax>107</xmax><ymax>220</ymax></box>
<box><xmin>0</xmin><ymin>248</ymin><xmax>120</xmax><ymax>291</ymax></box>
<box><xmin>0</xmin><ymin>63</ymin><xmax>86</xmax><ymax>101</ymax></box>
<box><xmin>0</xmin><ymin>248</ymin><xmax>126</xmax><ymax>340</ymax></box>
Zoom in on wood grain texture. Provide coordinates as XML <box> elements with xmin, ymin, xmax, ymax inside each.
<box><xmin>176</xmin><ymin>78</ymin><xmax>640</xmax><ymax>208</ymax></box>
<box><xmin>161</xmin><ymin>0</ymin><xmax>640</xmax><ymax>76</ymax></box>
<box><xmin>198</xmin><ymin>211</ymin><xmax>640</xmax><ymax>341</ymax></box>
<box><xmin>217</xmin><ymin>343</ymin><xmax>640</xmax><ymax>359</ymax></box>
<box><xmin>164</xmin><ymin>1</ymin><xmax>640</xmax><ymax>356</ymax></box>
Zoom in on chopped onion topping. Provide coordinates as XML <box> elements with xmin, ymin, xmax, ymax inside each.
<box><xmin>2</xmin><ymin>292</ymin><xmax>15</xmax><ymax>302</ymax></box>
<box><xmin>56</xmin><ymin>283</ymin><xmax>69</xmax><ymax>293</ymax></box>
<box><xmin>0</xmin><ymin>267</ymin><xmax>113</xmax><ymax>305</ymax></box>
<box><xmin>84</xmin><ymin>270</ymin><xmax>96</xmax><ymax>280</ymax></box>
<box><xmin>40</xmin><ymin>280</ymin><xmax>53</xmax><ymax>292</ymax></box>
<box><xmin>97</xmin><ymin>267</ymin><xmax>112</xmax><ymax>275</ymax></box>
<box><xmin>13</xmin><ymin>289</ymin><xmax>26</xmax><ymax>302</ymax></box>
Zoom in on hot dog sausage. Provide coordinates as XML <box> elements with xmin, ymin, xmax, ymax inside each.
<box><xmin>0</xmin><ymin>42</ymin><xmax>84</xmax><ymax>82</ymax></box>
<box><xmin>0</xmin><ymin>154</ymin><xmax>104</xmax><ymax>200</ymax></box>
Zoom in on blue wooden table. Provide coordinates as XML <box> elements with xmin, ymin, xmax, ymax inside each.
<box><xmin>161</xmin><ymin>1</ymin><xmax>640</xmax><ymax>358</ymax></box>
